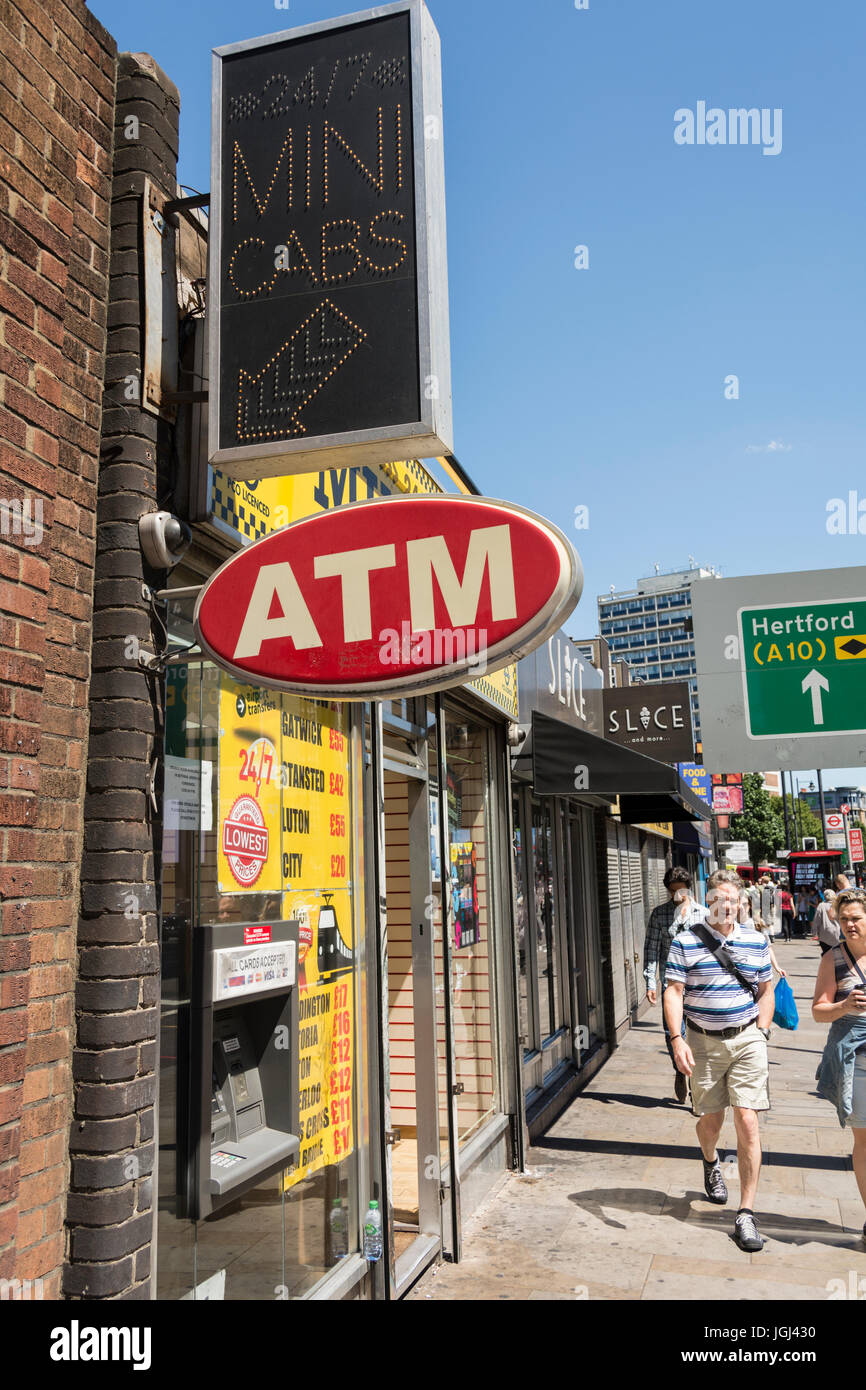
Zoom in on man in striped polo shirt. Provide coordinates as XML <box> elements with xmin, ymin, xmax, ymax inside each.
<box><xmin>664</xmin><ymin>869</ymin><xmax>775</xmax><ymax>1252</ymax></box>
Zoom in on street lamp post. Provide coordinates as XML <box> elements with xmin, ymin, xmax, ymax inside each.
<box><xmin>817</xmin><ymin>769</ymin><xmax>827</xmax><ymax>837</ymax></box>
<box><xmin>781</xmin><ymin>769</ymin><xmax>792</xmax><ymax>853</ymax></box>
<box><xmin>794</xmin><ymin>777</ymin><xmax>804</xmax><ymax>851</ymax></box>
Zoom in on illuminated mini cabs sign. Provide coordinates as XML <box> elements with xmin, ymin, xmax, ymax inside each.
<box><xmin>209</xmin><ymin>2</ymin><xmax>453</xmax><ymax>480</ymax></box>
<box><xmin>194</xmin><ymin>497</ymin><xmax>583</xmax><ymax>699</ymax></box>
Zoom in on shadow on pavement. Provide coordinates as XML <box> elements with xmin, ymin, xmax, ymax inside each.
<box><xmin>565</xmin><ymin>1187</ymin><xmax>862</xmax><ymax>1249</ymax></box>
<box><xmin>575</xmin><ymin>1091</ymin><xmax>685</xmax><ymax>1110</ymax></box>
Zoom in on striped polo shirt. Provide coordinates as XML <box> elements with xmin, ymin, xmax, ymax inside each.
<box><xmin>664</xmin><ymin>921</ymin><xmax>772</xmax><ymax>1030</ymax></box>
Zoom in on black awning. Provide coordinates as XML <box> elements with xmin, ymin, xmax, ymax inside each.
<box><xmin>531</xmin><ymin>711</ymin><xmax>708</xmax><ymax>822</ymax></box>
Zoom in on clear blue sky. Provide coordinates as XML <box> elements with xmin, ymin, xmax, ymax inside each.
<box><xmin>90</xmin><ymin>0</ymin><xmax>866</xmax><ymax>782</ymax></box>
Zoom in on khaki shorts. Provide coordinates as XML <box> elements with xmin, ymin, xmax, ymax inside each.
<box><xmin>686</xmin><ymin>1021</ymin><xmax>770</xmax><ymax>1116</ymax></box>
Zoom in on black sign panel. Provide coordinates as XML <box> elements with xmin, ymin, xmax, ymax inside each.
<box><xmin>602</xmin><ymin>681</ymin><xmax>694</xmax><ymax>763</ymax></box>
<box><xmin>211</xmin><ymin>7</ymin><xmax>451</xmax><ymax>476</ymax></box>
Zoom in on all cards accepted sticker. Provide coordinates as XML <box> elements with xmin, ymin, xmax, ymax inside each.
<box><xmin>213</xmin><ymin>942</ymin><xmax>297</xmax><ymax>1001</ymax></box>
<box><xmin>222</xmin><ymin>795</ymin><xmax>269</xmax><ymax>888</ymax></box>
<box><xmin>244</xmin><ymin>926</ymin><xmax>272</xmax><ymax>946</ymax></box>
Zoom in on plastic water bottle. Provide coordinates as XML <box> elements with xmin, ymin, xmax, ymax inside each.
<box><xmin>363</xmin><ymin>1200</ymin><xmax>383</xmax><ymax>1262</ymax></box>
<box><xmin>329</xmin><ymin>1198</ymin><xmax>348</xmax><ymax>1261</ymax></box>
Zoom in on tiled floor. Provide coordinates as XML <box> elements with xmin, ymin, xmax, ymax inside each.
<box><xmin>407</xmin><ymin>939</ymin><xmax>866</xmax><ymax>1301</ymax></box>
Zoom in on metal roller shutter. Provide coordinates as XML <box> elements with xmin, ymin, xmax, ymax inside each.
<box><xmin>606</xmin><ymin>820</ymin><xmax>628</xmax><ymax>1028</ymax></box>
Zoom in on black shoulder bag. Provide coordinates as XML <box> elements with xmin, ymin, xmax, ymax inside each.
<box><xmin>693</xmin><ymin>925</ymin><xmax>759</xmax><ymax>1000</ymax></box>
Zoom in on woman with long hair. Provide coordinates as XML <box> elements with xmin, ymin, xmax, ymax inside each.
<box><xmin>814</xmin><ymin>889</ymin><xmax>866</xmax><ymax>1246</ymax></box>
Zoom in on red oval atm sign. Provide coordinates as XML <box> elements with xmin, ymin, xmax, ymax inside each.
<box><xmin>194</xmin><ymin>496</ymin><xmax>582</xmax><ymax>699</ymax></box>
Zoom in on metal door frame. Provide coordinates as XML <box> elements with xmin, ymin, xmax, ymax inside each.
<box><xmin>370</xmin><ymin>701</ymin><xmax>445</xmax><ymax>1297</ymax></box>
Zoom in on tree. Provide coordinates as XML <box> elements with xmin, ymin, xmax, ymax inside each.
<box><xmin>775</xmin><ymin>793</ymin><xmax>824</xmax><ymax>851</ymax></box>
<box><xmin>728</xmin><ymin>773</ymin><xmax>785</xmax><ymax>872</ymax></box>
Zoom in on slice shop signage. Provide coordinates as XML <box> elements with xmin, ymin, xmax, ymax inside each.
<box><xmin>602</xmin><ymin>680</ymin><xmax>694</xmax><ymax>763</ymax></box>
<box><xmin>193</xmin><ymin>497</ymin><xmax>582</xmax><ymax>699</ymax></box>
<box><xmin>209</xmin><ymin>3</ymin><xmax>453</xmax><ymax>480</ymax></box>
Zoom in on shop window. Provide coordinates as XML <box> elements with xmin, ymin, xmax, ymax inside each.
<box><xmin>158</xmin><ymin>662</ymin><xmax>366</xmax><ymax>1301</ymax></box>
<box><xmin>437</xmin><ymin>711</ymin><xmax>503</xmax><ymax>1147</ymax></box>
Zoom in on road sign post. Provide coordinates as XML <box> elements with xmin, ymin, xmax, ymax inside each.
<box><xmin>692</xmin><ymin>567</ymin><xmax>866</xmax><ymax>772</ymax></box>
<box><xmin>740</xmin><ymin>598</ymin><xmax>866</xmax><ymax>738</ymax></box>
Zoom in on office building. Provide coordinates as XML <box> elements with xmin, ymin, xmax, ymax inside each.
<box><xmin>597</xmin><ymin>564</ymin><xmax>722</xmax><ymax>746</ymax></box>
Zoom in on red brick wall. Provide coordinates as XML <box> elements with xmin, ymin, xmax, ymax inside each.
<box><xmin>0</xmin><ymin>0</ymin><xmax>116</xmax><ymax>1297</ymax></box>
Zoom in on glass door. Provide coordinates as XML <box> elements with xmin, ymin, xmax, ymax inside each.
<box><xmin>566</xmin><ymin>809</ymin><xmax>606</xmax><ymax>1062</ymax></box>
<box><xmin>513</xmin><ymin>789</ymin><xmax>573</xmax><ymax>1096</ymax></box>
<box><xmin>370</xmin><ymin>701</ymin><xmax>443</xmax><ymax>1298</ymax></box>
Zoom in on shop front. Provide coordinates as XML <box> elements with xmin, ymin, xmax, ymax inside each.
<box><xmin>530</xmin><ymin>703</ymin><xmax>709</xmax><ymax>1063</ymax></box>
<box><xmin>511</xmin><ymin>634</ymin><xmax>611</xmax><ymax>1135</ymax></box>
<box><xmin>153</xmin><ymin>461</ymin><xmax>527</xmax><ymax>1299</ymax></box>
<box><xmin>671</xmin><ymin>819</ymin><xmax>714</xmax><ymax>901</ymax></box>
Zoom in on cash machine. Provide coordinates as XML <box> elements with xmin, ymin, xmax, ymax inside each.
<box><xmin>186</xmin><ymin>919</ymin><xmax>301</xmax><ymax>1220</ymax></box>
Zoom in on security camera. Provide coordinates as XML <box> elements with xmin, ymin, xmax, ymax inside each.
<box><xmin>138</xmin><ymin>511</ymin><xmax>192</xmax><ymax>570</ymax></box>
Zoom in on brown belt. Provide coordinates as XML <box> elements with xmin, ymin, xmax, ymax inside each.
<box><xmin>687</xmin><ymin>1020</ymin><xmax>754</xmax><ymax>1040</ymax></box>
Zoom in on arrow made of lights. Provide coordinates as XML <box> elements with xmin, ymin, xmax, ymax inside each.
<box><xmin>237</xmin><ymin>298</ymin><xmax>367</xmax><ymax>442</ymax></box>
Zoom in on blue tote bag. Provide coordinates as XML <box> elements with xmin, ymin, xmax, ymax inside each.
<box><xmin>773</xmin><ymin>977</ymin><xmax>799</xmax><ymax>1030</ymax></box>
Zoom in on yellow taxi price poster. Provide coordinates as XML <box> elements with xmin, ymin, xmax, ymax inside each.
<box><xmin>217</xmin><ymin>681</ymin><xmax>282</xmax><ymax>895</ymax></box>
<box><xmin>279</xmin><ymin>696</ymin><xmax>352</xmax><ymax>896</ymax></box>
<box><xmin>284</xmin><ymin>973</ymin><xmax>354</xmax><ymax>1186</ymax></box>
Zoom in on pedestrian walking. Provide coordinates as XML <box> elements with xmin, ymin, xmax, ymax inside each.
<box><xmin>643</xmin><ymin>866</ymin><xmax>708</xmax><ymax>1105</ymax></box>
<box><xmin>663</xmin><ymin>869</ymin><xmax>775</xmax><ymax>1251</ymax></box>
<box><xmin>753</xmin><ymin>916</ymin><xmax>787</xmax><ymax>980</ymax></box>
<box><xmin>759</xmin><ymin>876</ymin><xmax>778</xmax><ymax>935</ymax></box>
<box><xmin>813</xmin><ymin>890</ymin><xmax>841</xmax><ymax>956</ymax></box>
<box><xmin>796</xmin><ymin>887</ymin><xmax>815</xmax><ymax>938</ymax></box>
<box><xmin>813</xmin><ymin>889</ymin><xmax>866</xmax><ymax>1246</ymax></box>
<box><xmin>779</xmin><ymin>883</ymin><xmax>795</xmax><ymax>942</ymax></box>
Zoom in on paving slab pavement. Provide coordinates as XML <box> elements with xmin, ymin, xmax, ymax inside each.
<box><xmin>407</xmin><ymin>938</ymin><xmax>866</xmax><ymax>1301</ymax></box>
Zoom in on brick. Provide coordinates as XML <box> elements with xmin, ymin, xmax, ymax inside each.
<box><xmin>3</xmin><ymin>380</ymin><xmax>60</xmax><ymax>434</ymax></box>
<box><xmin>70</xmin><ymin>1210</ymin><xmax>151</xmax><ymax>1262</ymax></box>
<box><xmin>0</xmin><ymin>1082</ymin><xmax>23</xmax><ymax>1122</ymax></box>
<box><xmin>77</xmin><ymin>950</ymin><xmax>157</xmax><ymax>984</ymax></box>
<box><xmin>0</xmin><ymin>722</ymin><xmax>39</xmax><ymax>755</ymax></box>
<box><xmin>35</xmin><ymin>306</ymin><xmax>63</xmax><ymax>346</ymax></box>
<box><xmin>0</xmin><ymin>277</ymin><xmax>35</xmax><ymax>328</ymax></box>
<box><xmin>0</xmin><ymin>1162</ymin><xmax>19</xmax><ymax>1205</ymax></box>
<box><xmin>16</xmin><ymin>620</ymin><xmax>48</xmax><ymax>659</ymax></box>
<box><xmin>0</xmin><ymin>650</ymin><xmax>42</xmax><ymax>687</ymax></box>
<box><xmin>22</xmin><ymin>1031</ymin><xmax>65</xmax><ymax>1065</ymax></box>
<box><xmin>75</xmin><ymin>1008</ymin><xmax>158</xmax><ymax>1049</ymax></box>
<box><xmin>75</xmin><ymin>977</ymin><xmax>140</xmax><ymax>1012</ymax></box>
<box><xmin>73</xmin><ymin>1046</ymin><xmax>140</xmax><ymax>1083</ymax></box>
<box><xmin>15</xmin><ymin>201</ymin><xmax>72</xmax><ymax>260</ymax></box>
<box><xmin>0</xmin><ymin>1007</ymin><xmax>27</xmax><ymax>1045</ymax></box>
<box><xmin>18</xmin><ymin>1165</ymin><xmax>65</xmax><ymax>1211</ymax></box>
<box><xmin>14</xmin><ymin>1206</ymin><xmax>43</xmax><ymax>1249</ymax></box>
<box><xmin>68</xmin><ymin>1114</ymin><xmax>137</xmax><ymax>1154</ymax></box>
<box><xmin>0</xmin><ymin>405</ymin><xmax>27</xmax><ymax>448</ymax></box>
<box><xmin>74</xmin><ymin>1076</ymin><xmax>156</xmax><ymax>1120</ymax></box>
<box><xmin>9</xmin><ymin>757</ymin><xmax>39</xmax><ymax>791</ymax></box>
<box><xmin>0</xmin><ymin>208</ymin><xmax>39</xmax><ymax>266</ymax></box>
<box><xmin>0</xmin><ymin>344</ymin><xmax>31</xmax><ymax>386</ymax></box>
<box><xmin>7</xmin><ymin>257</ymin><xmax>66</xmax><ymax>318</ymax></box>
<box><xmin>0</xmin><ymin>973</ymin><xmax>29</xmax><ymax>1008</ymax></box>
<box><xmin>0</xmin><ymin>1208</ymin><xmax>18</xmax><ymax>1247</ymax></box>
<box><xmin>15</xmin><ymin>1232</ymin><xmax>64</xmax><ymax>1282</ymax></box>
<box><xmin>0</xmin><ymin>1047</ymin><xmax>25</xmax><ymax>1084</ymax></box>
<box><xmin>70</xmin><ymin>1143</ymin><xmax>154</xmax><ymax>1191</ymax></box>
<box><xmin>26</xmin><ymin>998</ymin><xmax>53</xmax><ymax>1032</ymax></box>
<box><xmin>62</xmin><ymin>1255</ymin><xmax>134</xmax><ymax>1299</ymax></box>
<box><xmin>0</xmin><ymin>1125</ymin><xmax>22</xmax><ymax>1164</ymax></box>
<box><xmin>65</xmin><ymin>1185</ymin><xmax>136</xmax><ymax>1226</ymax></box>
<box><xmin>28</xmin><ymin>963</ymin><xmax>73</xmax><ymax>999</ymax></box>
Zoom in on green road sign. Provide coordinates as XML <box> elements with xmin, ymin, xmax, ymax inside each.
<box><xmin>740</xmin><ymin>597</ymin><xmax>866</xmax><ymax>738</ymax></box>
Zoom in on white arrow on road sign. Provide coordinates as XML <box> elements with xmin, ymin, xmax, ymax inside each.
<box><xmin>802</xmin><ymin>669</ymin><xmax>830</xmax><ymax>725</ymax></box>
